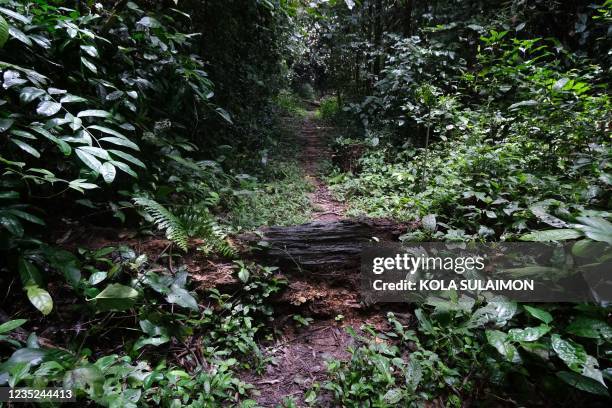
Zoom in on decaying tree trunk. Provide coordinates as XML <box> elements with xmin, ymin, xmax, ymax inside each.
<box><xmin>238</xmin><ymin>218</ymin><xmax>408</xmax><ymax>272</ymax></box>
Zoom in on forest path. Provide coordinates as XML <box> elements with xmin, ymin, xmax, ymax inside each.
<box><xmin>299</xmin><ymin>111</ymin><xmax>347</xmax><ymax>222</ymax></box>
<box><xmin>240</xmin><ymin>108</ymin><xmax>401</xmax><ymax>407</ymax></box>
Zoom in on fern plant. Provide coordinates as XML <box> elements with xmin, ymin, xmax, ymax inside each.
<box><xmin>133</xmin><ymin>197</ymin><xmax>189</xmax><ymax>251</ymax></box>
<box><xmin>178</xmin><ymin>199</ymin><xmax>237</xmax><ymax>258</ymax></box>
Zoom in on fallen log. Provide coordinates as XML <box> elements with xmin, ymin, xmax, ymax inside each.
<box><xmin>238</xmin><ymin>218</ymin><xmax>408</xmax><ymax>271</ymax></box>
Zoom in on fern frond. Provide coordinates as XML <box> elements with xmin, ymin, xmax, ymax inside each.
<box><xmin>133</xmin><ymin>197</ymin><xmax>189</xmax><ymax>251</ymax></box>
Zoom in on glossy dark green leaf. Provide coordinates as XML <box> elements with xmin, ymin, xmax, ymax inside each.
<box><xmin>92</xmin><ymin>283</ymin><xmax>139</xmax><ymax>312</ymax></box>
<box><xmin>556</xmin><ymin>371</ymin><xmax>609</xmax><ymax>396</ymax></box>
<box><xmin>523</xmin><ymin>305</ymin><xmax>553</xmax><ymax>324</ymax></box>
<box><xmin>0</xmin><ymin>319</ymin><xmax>27</xmax><ymax>334</ymax></box>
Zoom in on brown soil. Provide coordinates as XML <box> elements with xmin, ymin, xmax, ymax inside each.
<box><xmin>300</xmin><ymin>112</ymin><xmax>347</xmax><ymax>222</ymax></box>
<box><xmin>242</xmin><ymin>311</ymin><xmax>399</xmax><ymax>407</ymax></box>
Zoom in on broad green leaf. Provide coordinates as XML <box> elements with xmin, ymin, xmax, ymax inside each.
<box><xmin>75</xmin><ymin>148</ymin><xmax>102</xmax><ymax>172</ymax></box>
<box><xmin>100</xmin><ymin>162</ymin><xmax>116</xmax><ymax>183</ymax></box>
<box><xmin>36</xmin><ymin>100</ymin><xmax>61</xmax><ymax>116</ymax></box>
<box><xmin>10</xmin><ymin>130</ymin><xmax>35</xmax><ymax>139</ymax></box>
<box><xmin>109</xmin><ymin>149</ymin><xmax>146</xmax><ymax>168</ymax></box>
<box><xmin>25</xmin><ymin>284</ymin><xmax>53</xmax><ymax>315</ymax></box>
<box><xmin>18</xmin><ymin>258</ymin><xmax>42</xmax><ymax>286</ymax></box>
<box><xmin>80</xmin><ymin>57</ymin><xmax>97</xmax><ymax>73</ymax></box>
<box><xmin>69</xmin><ymin>116</ymin><xmax>83</xmax><ymax>131</ymax></box>
<box><xmin>142</xmin><ymin>271</ymin><xmax>173</xmax><ymax>294</ymax></box>
<box><xmin>574</xmin><ymin>217</ymin><xmax>612</xmax><ymax>244</ymax></box>
<box><xmin>2</xmin><ymin>70</ymin><xmax>27</xmax><ymax>88</ymax></box>
<box><xmin>507</xmin><ymin>325</ymin><xmax>550</xmax><ymax>342</ymax></box>
<box><xmin>215</xmin><ymin>107</ymin><xmax>233</xmax><ymax>124</ymax></box>
<box><xmin>8</xmin><ymin>26</ymin><xmax>31</xmax><ymax>45</ymax></box>
<box><xmin>582</xmin><ymin>355</ymin><xmax>606</xmax><ymax>387</ymax></box>
<box><xmin>19</xmin><ymin>87</ymin><xmax>45</xmax><ymax>103</ymax></box>
<box><xmin>11</xmin><ymin>139</ymin><xmax>40</xmax><ymax>158</ymax></box>
<box><xmin>383</xmin><ymin>388</ymin><xmax>403</xmax><ymax>404</ymax></box>
<box><xmin>60</xmin><ymin>94</ymin><xmax>87</xmax><ymax>104</ymax></box>
<box><xmin>523</xmin><ymin>305</ymin><xmax>553</xmax><ymax>324</ymax></box>
<box><xmin>486</xmin><ymin>330</ymin><xmax>520</xmax><ymax>363</ymax></box>
<box><xmin>414</xmin><ymin>308</ymin><xmax>433</xmax><ymax>332</ymax></box>
<box><xmin>78</xmin><ymin>146</ymin><xmax>111</xmax><ymax>160</ymax></box>
<box><xmin>68</xmin><ymin>179</ymin><xmax>99</xmax><ymax>192</ymax></box>
<box><xmin>508</xmin><ymin>99</ymin><xmax>538</xmax><ymax>110</ymax></box>
<box><xmin>134</xmin><ymin>335</ymin><xmax>170</xmax><ymax>350</ymax></box>
<box><xmin>8</xmin><ymin>209</ymin><xmax>44</xmax><ymax>225</ymax></box>
<box><xmin>0</xmin><ymin>7</ymin><xmax>32</xmax><ymax>24</ymax></box>
<box><xmin>77</xmin><ymin>109</ymin><xmax>111</xmax><ymax>118</ymax></box>
<box><xmin>88</xmin><ymin>271</ymin><xmax>107</xmax><ymax>286</ymax></box>
<box><xmin>571</xmin><ymin>240</ymin><xmax>607</xmax><ymax>258</ymax></box>
<box><xmin>520</xmin><ymin>229</ymin><xmax>582</xmax><ymax>242</ymax></box>
<box><xmin>137</xmin><ymin>16</ymin><xmax>162</xmax><ymax>28</ymax></box>
<box><xmin>304</xmin><ymin>390</ymin><xmax>317</xmax><ymax>404</ymax></box>
<box><xmin>93</xmin><ymin>283</ymin><xmax>139</xmax><ymax>312</ymax></box>
<box><xmin>0</xmin><ymin>319</ymin><xmax>26</xmax><ymax>334</ymax></box>
<box><xmin>487</xmin><ymin>296</ymin><xmax>517</xmax><ymax>326</ymax></box>
<box><xmin>2</xmin><ymin>348</ymin><xmax>46</xmax><ymax>371</ymax></box>
<box><xmin>30</xmin><ymin>126</ymin><xmax>71</xmax><ymax>155</ymax></box>
<box><xmin>0</xmin><ymin>15</ymin><xmax>7</xmax><ymax>48</ymax></box>
<box><xmin>0</xmin><ymin>214</ymin><xmax>22</xmax><ymax>236</ymax></box>
<box><xmin>166</xmin><ymin>284</ymin><xmax>198</xmax><ymax>311</ymax></box>
<box><xmin>551</xmin><ymin>334</ymin><xmax>587</xmax><ymax>372</ymax></box>
<box><xmin>99</xmin><ymin>137</ymin><xmax>139</xmax><ymax>150</ymax></box>
<box><xmin>557</xmin><ymin>371</ymin><xmax>609</xmax><ymax>396</ymax></box>
<box><xmin>105</xmin><ymin>90</ymin><xmax>124</xmax><ymax>101</ymax></box>
<box><xmin>29</xmin><ymin>34</ymin><xmax>50</xmax><ymax>49</ymax></box>
<box><xmin>552</xmin><ymin>77</ymin><xmax>569</xmax><ymax>92</ymax></box>
<box><xmin>109</xmin><ymin>160</ymin><xmax>137</xmax><ymax>177</ymax></box>
<box><xmin>566</xmin><ymin>317</ymin><xmax>612</xmax><ymax>340</ymax></box>
<box><xmin>421</xmin><ymin>214</ymin><xmax>436</xmax><ymax>231</ymax></box>
<box><xmin>87</xmin><ymin>125</ymin><xmax>127</xmax><ymax>139</ymax></box>
<box><xmin>0</xmin><ymin>118</ymin><xmax>14</xmax><ymax>132</ymax></box>
<box><xmin>80</xmin><ymin>44</ymin><xmax>98</xmax><ymax>58</ymax></box>
<box><xmin>47</xmin><ymin>87</ymin><xmax>66</xmax><ymax>95</ymax></box>
<box><xmin>238</xmin><ymin>267</ymin><xmax>249</xmax><ymax>283</ymax></box>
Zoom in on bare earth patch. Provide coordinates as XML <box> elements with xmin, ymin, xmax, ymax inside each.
<box><xmin>299</xmin><ymin>113</ymin><xmax>347</xmax><ymax>222</ymax></box>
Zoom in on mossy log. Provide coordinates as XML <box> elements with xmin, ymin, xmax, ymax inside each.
<box><xmin>238</xmin><ymin>218</ymin><xmax>408</xmax><ymax>271</ymax></box>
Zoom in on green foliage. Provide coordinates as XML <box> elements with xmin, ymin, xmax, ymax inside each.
<box><xmin>319</xmin><ymin>296</ymin><xmax>611</xmax><ymax>407</ymax></box>
<box><xmin>2</xmin><ymin>0</ymin><xmax>611</xmax><ymax>406</ymax></box>
<box><xmin>229</xmin><ymin>161</ymin><xmax>314</xmax><ymax>229</ymax></box>
<box><xmin>133</xmin><ymin>197</ymin><xmax>189</xmax><ymax>251</ymax></box>
<box><xmin>313</xmin><ymin>0</ymin><xmax>612</xmax><ymax>405</ymax></box>
<box><xmin>1</xmin><ymin>241</ymin><xmax>285</xmax><ymax>405</ymax></box>
<box><xmin>275</xmin><ymin>90</ymin><xmax>309</xmax><ymax>118</ymax></box>
<box><xmin>317</xmin><ymin>95</ymin><xmax>340</xmax><ymax>122</ymax></box>
<box><xmin>326</xmin><ymin>14</ymin><xmax>610</xmax><ymax>241</ymax></box>
<box><xmin>0</xmin><ymin>0</ymin><xmax>227</xmax><ymax>313</ymax></box>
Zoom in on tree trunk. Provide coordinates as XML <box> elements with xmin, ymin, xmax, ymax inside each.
<box><xmin>373</xmin><ymin>0</ymin><xmax>383</xmax><ymax>76</ymax></box>
<box><xmin>403</xmin><ymin>0</ymin><xmax>413</xmax><ymax>37</ymax></box>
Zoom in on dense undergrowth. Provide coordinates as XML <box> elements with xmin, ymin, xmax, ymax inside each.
<box><xmin>0</xmin><ymin>0</ymin><xmax>611</xmax><ymax>407</ymax></box>
<box><xmin>302</xmin><ymin>0</ymin><xmax>612</xmax><ymax>406</ymax></box>
<box><xmin>0</xmin><ymin>0</ymin><xmax>310</xmax><ymax>406</ymax></box>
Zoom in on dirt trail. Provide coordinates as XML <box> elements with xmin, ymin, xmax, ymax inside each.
<box><xmin>300</xmin><ymin>112</ymin><xmax>347</xmax><ymax>222</ymax></box>
<box><xmin>241</xmin><ymin>110</ymin><xmax>394</xmax><ymax>406</ymax></box>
